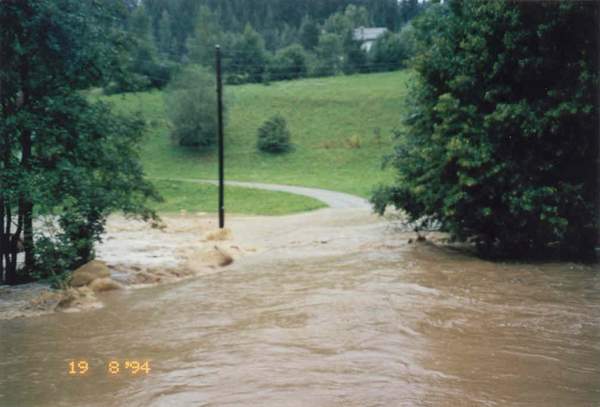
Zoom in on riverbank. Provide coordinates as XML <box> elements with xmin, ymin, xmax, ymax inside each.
<box><xmin>0</xmin><ymin>182</ymin><xmax>374</xmax><ymax>321</ymax></box>
<box><xmin>0</xmin><ymin>205</ymin><xmax>428</xmax><ymax>321</ymax></box>
<box><xmin>0</xmin><ymin>213</ymin><xmax>259</xmax><ymax>320</ymax></box>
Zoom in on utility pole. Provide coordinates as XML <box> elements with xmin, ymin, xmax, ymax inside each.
<box><xmin>215</xmin><ymin>45</ymin><xmax>225</xmax><ymax>229</ymax></box>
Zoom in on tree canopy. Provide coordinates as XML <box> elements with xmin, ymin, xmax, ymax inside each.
<box><xmin>111</xmin><ymin>0</ymin><xmax>430</xmax><ymax>88</ymax></box>
<box><xmin>0</xmin><ymin>0</ymin><xmax>160</xmax><ymax>284</ymax></box>
<box><xmin>373</xmin><ymin>0</ymin><xmax>599</xmax><ymax>260</ymax></box>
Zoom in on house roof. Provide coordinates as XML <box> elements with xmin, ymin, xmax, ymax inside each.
<box><xmin>353</xmin><ymin>27</ymin><xmax>388</xmax><ymax>42</ymax></box>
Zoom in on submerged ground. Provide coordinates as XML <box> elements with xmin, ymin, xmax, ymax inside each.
<box><xmin>1</xmin><ymin>205</ymin><xmax>599</xmax><ymax>406</ymax></box>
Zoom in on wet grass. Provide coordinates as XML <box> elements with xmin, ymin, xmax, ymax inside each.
<box><xmin>104</xmin><ymin>70</ymin><xmax>411</xmax><ymax>214</ymax></box>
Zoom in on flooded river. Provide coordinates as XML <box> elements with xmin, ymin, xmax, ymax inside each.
<box><xmin>1</xmin><ymin>209</ymin><xmax>599</xmax><ymax>406</ymax></box>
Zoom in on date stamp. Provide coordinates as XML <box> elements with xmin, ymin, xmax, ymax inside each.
<box><xmin>68</xmin><ymin>360</ymin><xmax>151</xmax><ymax>376</ymax></box>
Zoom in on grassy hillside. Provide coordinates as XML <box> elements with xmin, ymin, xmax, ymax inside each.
<box><xmin>105</xmin><ymin>70</ymin><xmax>411</xmax><ymax>213</ymax></box>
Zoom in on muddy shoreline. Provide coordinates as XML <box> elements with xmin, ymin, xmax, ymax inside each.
<box><xmin>0</xmin><ymin>213</ymin><xmax>263</xmax><ymax>320</ymax></box>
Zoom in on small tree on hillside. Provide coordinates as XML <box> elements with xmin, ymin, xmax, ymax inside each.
<box><xmin>257</xmin><ymin>115</ymin><xmax>292</xmax><ymax>154</ymax></box>
<box><xmin>165</xmin><ymin>66</ymin><xmax>221</xmax><ymax>149</ymax></box>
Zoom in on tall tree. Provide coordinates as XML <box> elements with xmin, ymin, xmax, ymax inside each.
<box><xmin>157</xmin><ymin>10</ymin><xmax>175</xmax><ymax>59</ymax></box>
<box><xmin>187</xmin><ymin>6</ymin><xmax>223</xmax><ymax>66</ymax></box>
<box><xmin>300</xmin><ymin>15</ymin><xmax>320</xmax><ymax>51</ymax></box>
<box><xmin>373</xmin><ymin>1</ymin><xmax>599</xmax><ymax>259</ymax></box>
<box><xmin>228</xmin><ymin>24</ymin><xmax>268</xmax><ymax>83</ymax></box>
<box><xmin>398</xmin><ymin>0</ymin><xmax>421</xmax><ymax>25</ymax></box>
<box><xmin>0</xmin><ymin>0</ymin><xmax>159</xmax><ymax>284</ymax></box>
<box><xmin>314</xmin><ymin>33</ymin><xmax>344</xmax><ymax>76</ymax></box>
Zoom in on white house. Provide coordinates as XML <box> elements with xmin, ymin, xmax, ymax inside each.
<box><xmin>352</xmin><ymin>27</ymin><xmax>388</xmax><ymax>52</ymax></box>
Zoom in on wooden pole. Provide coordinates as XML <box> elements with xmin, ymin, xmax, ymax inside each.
<box><xmin>216</xmin><ymin>45</ymin><xmax>225</xmax><ymax>229</ymax></box>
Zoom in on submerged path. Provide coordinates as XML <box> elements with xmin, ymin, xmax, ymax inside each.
<box><xmin>154</xmin><ymin>178</ymin><xmax>371</xmax><ymax>210</ymax></box>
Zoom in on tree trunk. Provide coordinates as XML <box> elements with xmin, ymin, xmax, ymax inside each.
<box><xmin>19</xmin><ymin>57</ymin><xmax>34</xmax><ymax>277</ymax></box>
<box><xmin>0</xmin><ymin>199</ymin><xmax>5</xmax><ymax>284</ymax></box>
<box><xmin>3</xmin><ymin>206</ymin><xmax>18</xmax><ymax>285</ymax></box>
<box><xmin>20</xmin><ymin>129</ymin><xmax>33</xmax><ymax>273</ymax></box>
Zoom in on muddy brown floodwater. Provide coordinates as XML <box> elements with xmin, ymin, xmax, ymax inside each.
<box><xmin>0</xmin><ymin>208</ymin><xmax>599</xmax><ymax>407</ymax></box>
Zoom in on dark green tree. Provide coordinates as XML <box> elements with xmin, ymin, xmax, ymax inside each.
<box><xmin>106</xmin><ymin>4</ymin><xmax>176</xmax><ymax>93</ymax></box>
<box><xmin>228</xmin><ymin>24</ymin><xmax>268</xmax><ymax>83</ymax></box>
<box><xmin>0</xmin><ymin>0</ymin><xmax>160</xmax><ymax>284</ymax></box>
<box><xmin>373</xmin><ymin>1</ymin><xmax>599</xmax><ymax>259</ymax></box>
<box><xmin>275</xmin><ymin>24</ymin><xmax>299</xmax><ymax>50</ymax></box>
<box><xmin>164</xmin><ymin>66</ymin><xmax>221</xmax><ymax>149</ymax></box>
<box><xmin>300</xmin><ymin>15</ymin><xmax>320</xmax><ymax>51</ymax></box>
<box><xmin>369</xmin><ymin>31</ymin><xmax>410</xmax><ymax>71</ymax></box>
<box><xmin>257</xmin><ymin>115</ymin><xmax>292</xmax><ymax>154</ymax></box>
<box><xmin>398</xmin><ymin>0</ymin><xmax>421</xmax><ymax>25</ymax></box>
<box><xmin>268</xmin><ymin>44</ymin><xmax>309</xmax><ymax>81</ymax></box>
<box><xmin>157</xmin><ymin>10</ymin><xmax>175</xmax><ymax>59</ymax></box>
<box><xmin>187</xmin><ymin>6</ymin><xmax>224</xmax><ymax>66</ymax></box>
<box><xmin>313</xmin><ymin>33</ymin><xmax>344</xmax><ymax>76</ymax></box>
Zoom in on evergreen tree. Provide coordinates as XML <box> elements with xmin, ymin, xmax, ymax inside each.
<box><xmin>343</xmin><ymin>4</ymin><xmax>371</xmax><ymax>28</ymax></box>
<box><xmin>157</xmin><ymin>10</ymin><xmax>175</xmax><ymax>59</ymax></box>
<box><xmin>300</xmin><ymin>15</ymin><xmax>320</xmax><ymax>51</ymax></box>
<box><xmin>398</xmin><ymin>0</ymin><xmax>421</xmax><ymax>25</ymax></box>
<box><xmin>187</xmin><ymin>6</ymin><xmax>223</xmax><ymax>66</ymax></box>
<box><xmin>277</xmin><ymin>24</ymin><xmax>299</xmax><ymax>50</ymax></box>
<box><xmin>229</xmin><ymin>24</ymin><xmax>268</xmax><ymax>83</ymax></box>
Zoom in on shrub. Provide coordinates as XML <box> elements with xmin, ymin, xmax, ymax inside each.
<box><xmin>164</xmin><ymin>65</ymin><xmax>221</xmax><ymax>148</ymax></box>
<box><xmin>257</xmin><ymin>115</ymin><xmax>292</xmax><ymax>154</ymax></box>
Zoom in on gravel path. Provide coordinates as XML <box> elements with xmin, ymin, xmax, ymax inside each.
<box><xmin>155</xmin><ymin>178</ymin><xmax>371</xmax><ymax>210</ymax></box>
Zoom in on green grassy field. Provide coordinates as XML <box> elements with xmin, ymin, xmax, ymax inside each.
<box><xmin>105</xmin><ymin>70</ymin><xmax>411</xmax><ymax>214</ymax></box>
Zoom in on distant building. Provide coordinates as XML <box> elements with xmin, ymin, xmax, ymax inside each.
<box><xmin>352</xmin><ymin>27</ymin><xmax>388</xmax><ymax>52</ymax></box>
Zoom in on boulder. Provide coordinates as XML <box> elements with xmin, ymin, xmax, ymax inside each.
<box><xmin>70</xmin><ymin>260</ymin><xmax>111</xmax><ymax>287</ymax></box>
<box><xmin>88</xmin><ymin>277</ymin><xmax>123</xmax><ymax>292</ymax></box>
<box><xmin>214</xmin><ymin>246</ymin><xmax>233</xmax><ymax>267</ymax></box>
<box><xmin>205</xmin><ymin>228</ymin><xmax>232</xmax><ymax>241</ymax></box>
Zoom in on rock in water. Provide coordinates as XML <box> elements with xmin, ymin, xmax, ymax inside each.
<box><xmin>70</xmin><ymin>260</ymin><xmax>111</xmax><ymax>287</ymax></box>
<box><xmin>205</xmin><ymin>228</ymin><xmax>232</xmax><ymax>241</ymax></box>
<box><xmin>89</xmin><ymin>278</ymin><xmax>123</xmax><ymax>292</ymax></box>
<box><xmin>214</xmin><ymin>246</ymin><xmax>234</xmax><ymax>267</ymax></box>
